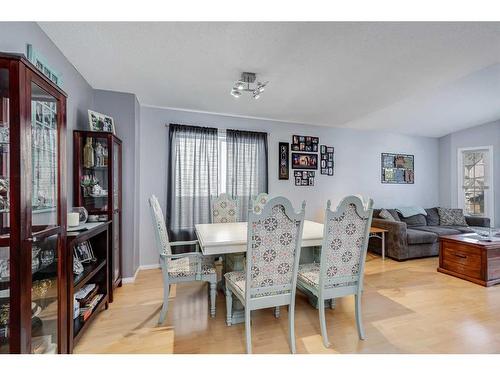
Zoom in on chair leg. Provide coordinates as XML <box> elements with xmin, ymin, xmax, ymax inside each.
<box><xmin>288</xmin><ymin>303</ymin><xmax>296</xmax><ymax>354</ymax></box>
<box><xmin>210</xmin><ymin>281</ymin><xmax>216</xmax><ymax>318</ymax></box>
<box><xmin>158</xmin><ymin>283</ymin><xmax>170</xmax><ymax>325</ymax></box>
<box><xmin>225</xmin><ymin>288</ymin><xmax>233</xmax><ymax>326</ymax></box>
<box><xmin>245</xmin><ymin>308</ymin><xmax>252</xmax><ymax>354</ymax></box>
<box><xmin>273</xmin><ymin>306</ymin><xmax>280</xmax><ymax>318</ymax></box>
<box><xmin>318</xmin><ymin>297</ymin><xmax>330</xmax><ymax>348</ymax></box>
<box><xmin>355</xmin><ymin>293</ymin><xmax>366</xmax><ymax>340</ymax></box>
<box><xmin>329</xmin><ymin>298</ymin><xmax>336</xmax><ymax>309</ymax></box>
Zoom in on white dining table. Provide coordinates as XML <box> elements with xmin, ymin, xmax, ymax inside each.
<box><xmin>195</xmin><ymin>220</ymin><xmax>324</xmax><ymax>256</ymax></box>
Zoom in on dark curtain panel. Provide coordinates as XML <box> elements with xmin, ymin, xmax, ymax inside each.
<box><xmin>166</xmin><ymin>124</ymin><xmax>219</xmax><ymax>249</ymax></box>
<box><xmin>226</xmin><ymin>129</ymin><xmax>268</xmax><ymax>220</ymax></box>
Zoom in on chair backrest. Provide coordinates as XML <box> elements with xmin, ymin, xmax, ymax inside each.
<box><xmin>252</xmin><ymin>193</ymin><xmax>269</xmax><ymax>214</ymax></box>
<box><xmin>246</xmin><ymin>196</ymin><xmax>306</xmax><ymax>299</ymax></box>
<box><xmin>320</xmin><ymin>195</ymin><xmax>373</xmax><ymax>291</ymax></box>
<box><xmin>212</xmin><ymin>193</ymin><xmax>238</xmax><ymax>223</ymax></box>
<box><xmin>149</xmin><ymin>195</ymin><xmax>172</xmax><ymax>256</ymax></box>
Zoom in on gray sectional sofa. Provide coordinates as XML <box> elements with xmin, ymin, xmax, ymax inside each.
<box><xmin>369</xmin><ymin>208</ymin><xmax>490</xmax><ymax>261</ymax></box>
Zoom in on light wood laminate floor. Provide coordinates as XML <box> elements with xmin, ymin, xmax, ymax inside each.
<box><xmin>74</xmin><ymin>254</ymin><xmax>500</xmax><ymax>354</ymax></box>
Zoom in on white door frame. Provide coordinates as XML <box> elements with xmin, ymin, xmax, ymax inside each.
<box><xmin>457</xmin><ymin>146</ymin><xmax>494</xmax><ymax>225</ymax></box>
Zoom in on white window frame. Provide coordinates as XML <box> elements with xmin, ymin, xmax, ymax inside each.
<box><xmin>457</xmin><ymin>146</ymin><xmax>494</xmax><ymax>224</ymax></box>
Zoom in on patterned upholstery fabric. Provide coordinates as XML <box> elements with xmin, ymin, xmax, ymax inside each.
<box><xmin>149</xmin><ymin>195</ymin><xmax>172</xmax><ymax>255</ymax></box>
<box><xmin>253</xmin><ymin>193</ymin><xmax>269</xmax><ymax>214</ymax></box>
<box><xmin>225</xmin><ymin>271</ymin><xmax>290</xmax><ymax>298</ymax></box>
<box><xmin>438</xmin><ymin>208</ymin><xmax>468</xmax><ymax>226</ymax></box>
<box><xmin>168</xmin><ymin>257</ymin><xmax>216</xmax><ymax>279</ymax></box>
<box><xmin>321</xmin><ymin>203</ymin><xmax>369</xmax><ymax>287</ymax></box>
<box><xmin>297</xmin><ymin>263</ymin><xmax>356</xmax><ymax>289</ymax></box>
<box><xmin>212</xmin><ymin>194</ymin><xmax>238</xmax><ymax>223</ymax></box>
<box><xmin>248</xmin><ymin>204</ymin><xmax>300</xmax><ymax>291</ymax></box>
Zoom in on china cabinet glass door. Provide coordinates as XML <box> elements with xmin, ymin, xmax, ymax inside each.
<box><xmin>111</xmin><ymin>141</ymin><xmax>120</xmax><ymax>284</ymax></box>
<box><xmin>81</xmin><ymin>135</ymin><xmax>109</xmax><ymax>213</ymax></box>
<box><xmin>29</xmin><ymin>81</ymin><xmax>62</xmax><ymax>354</ymax></box>
<box><xmin>0</xmin><ymin>67</ymin><xmax>10</xmax><ymax>354</ymax></box>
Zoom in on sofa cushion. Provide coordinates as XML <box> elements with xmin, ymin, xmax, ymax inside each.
<box><xmin>412</xmin><ymin>226</ymin><xmax>461</xmax><ymax>236</ymax></box>
<box><xmin>379</xmin><ymin>208</ymin><xmax>396</xmax><ymax>221</ymax></box>
<box><xmin>425</xmin><ymin>208</ymin><xmax>440</xmax><ymax>226</ymax></box>
<box><xmin>438</xmin><ymin>208</ymin><xmax>468</xmax><ymax>226</ymax></box>
<box><xmin>406</xmin><ymin>229</ymin><xmax>438</xmax><ymax>245</ymax></box>
<box><xmin>441</xmin><ymin>226</ymin><xmax>474</xmax><ymax>234</ymax></box>
<box><xmin>399</xmin><ymin>214</ymin><xmax>427</xmax><ymax>227</ymax></box>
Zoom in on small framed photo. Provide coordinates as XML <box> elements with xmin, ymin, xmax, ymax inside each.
<box><xmin>328</xmin><ymin>167</ymin><xmax>333</xmax><ymax>176</ymax></box>
<box><xmin>295</xmin><ymin>177</ymin><xmax>301</xmax><ymax>186</ymax></box>
<box><xmin>74</xmin><ymin>240</ymin><xmax>96</xmax><ymax>263</ymax></box>
<box><xmin>302</xmin><ymin>171</ymin><xmax>308</xmax><ymax>178</ymax></box>
<box><xmin>309</xmin><ymin>177</ymin><xmax>314</xmax><ymax>186</ymax></box>
<box><xmin>294</xmin><ymin>171</ymin><xmax>302</xmax><ymax>177</ymax></box>
<box><xmin>327</xmin><ymin>161</ymin><xmax>333</xmax><ymax>168</ymax></box>
<box><xmin>301</xmin><ymin>179</ymin><xmax>308</xmax><ymax>186</ymax></box>
<box><xmin>88</xmin><ymin>110</ymin><xmax>116</xmax><ymax>134</ymax></box>
<box><xmin>321</xmin><ymin>160</ymin><xmax>326</xmax><ymax>168</ymax></box>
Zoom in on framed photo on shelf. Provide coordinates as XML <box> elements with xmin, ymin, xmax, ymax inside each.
<box><xmin>292</xmin><ymin>153</ymin><xmax>318</xmax><ymax>170</ymax></box>
<box><xmin>278</xmin><ymin>142</ymin><xmax>289</xmax><ymax>180</ymax></box>
<box><xmin>74</xmin><ymin>241</ymin><xmax>96</xmax><ymax>263</ymax></box>
<box><xmin>88</xmin><ymin>110</ymin><xmax>116</xmax><ymax>134</ymax></box>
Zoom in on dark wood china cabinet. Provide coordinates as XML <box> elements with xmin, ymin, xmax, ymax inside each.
<box><xmin>73</xmin><ymin>131</ymin><xmax>122</xmax><ymax>301</ymax></box>
<box><xmin>0</xmin><ymin>52</ymin><xmax>68</xmax><ymax>354</ymax></box>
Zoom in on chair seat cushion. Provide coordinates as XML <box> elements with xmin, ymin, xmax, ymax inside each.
<box><xmin>168</xmin><ymin>257</ymin><xmax>216</xmax><ymax>278</ymax></box>
<box><xmin>224</xmin><ymin>271</ymin><xmax>290</xmax><ymax>298</ymax></box>
<box><xmin>297</xmin><ymin>263</ymin><xmax>356</xmax><ymax>289</ymax></box>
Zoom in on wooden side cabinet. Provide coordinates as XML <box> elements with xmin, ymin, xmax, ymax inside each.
<box><xmin>73</xmin><ymin>131</ymin><xmax>122</xmax><ymax>302</ymax></box>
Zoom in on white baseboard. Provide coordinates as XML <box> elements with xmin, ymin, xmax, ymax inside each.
<box><xmin>121</xmin><ymin>263</ymin><xmax>160</xmax><ymax>284</ymax></box>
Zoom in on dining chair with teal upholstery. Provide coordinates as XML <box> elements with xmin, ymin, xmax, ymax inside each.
<box><xmin>149</xmin><ymin>195</ymin><xmax>217</xmax><ymax>324</ymax></box>
<box><xmin>224</xmin><ymin>196</ymin><xmax>306</xmax><ymax>354</ymax></box>
<box><xmin>297</xmin><ymin>195</ymin><xmax>373</xmax><ymax>348</ymax></box>
<box><xmin>211</xmin><ymin>193</ymin><xmax>239</xmax><ymax>223</ymax></box>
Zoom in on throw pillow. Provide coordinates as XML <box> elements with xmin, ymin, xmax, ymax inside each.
<box><xmin>379</xmin><ymin>208</ymin><xmax>396</xmax><ymax>221</ymax></box>
<box><xmin>437</xmin><ymin>208</ymin><xmax>468</xmax><ymax>226</ymax></box>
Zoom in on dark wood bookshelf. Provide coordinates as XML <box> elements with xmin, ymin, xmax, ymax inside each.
<box><xmin>67</xmin><ymin>222</ymin><xmax>110</xmax><ymax>353</ymax></box>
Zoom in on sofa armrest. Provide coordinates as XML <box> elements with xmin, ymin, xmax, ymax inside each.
<box><xmin>465</xmin><ymin>216</ymin><xmax>490</xmax><ymax>228</ymax></box>
<box><xmin>371</xmin><ymin>218</ymin><xmax>409</xmax><ymax>260</ymax></box>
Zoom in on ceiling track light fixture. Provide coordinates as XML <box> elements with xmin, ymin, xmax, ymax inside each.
<box><xmin>230</xmin><ymin>72</ymin><xmax>268</xmax><ymax>99</ymax></box>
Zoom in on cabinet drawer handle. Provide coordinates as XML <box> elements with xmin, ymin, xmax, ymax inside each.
<box><xmin>454</xmin><ymin>253</ymin><xmax>467</xmax><ymax>259</ymax></box>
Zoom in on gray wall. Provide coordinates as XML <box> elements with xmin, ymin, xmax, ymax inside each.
<box><xmin>93</xmin><ymin>90</ymin><xmax>140</xmax><ymax>278</ymax></box>
<box><xmin>439</xmin><ymin>119</ymin><xmax>500</xmax><ymax>226</ymax></box>
<box><xmin>138</xmin><ymin>106</ymin><xmax>440</xmax><ymax>266</ymax></box>
<box><xmin>0</xmin><ymin>23</ymin><xmax>140</xmax><ymax>278</ymax></box>
<box><xmin>0</xmin><ymin>22</ymin><xmax>95</xmax><ymax>206</ymax></box>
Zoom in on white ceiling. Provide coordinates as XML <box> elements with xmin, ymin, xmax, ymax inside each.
<box><xmin>39</xmin><ymin>22</ymin><xmax>500</xmax><ymax>137</ymax></box>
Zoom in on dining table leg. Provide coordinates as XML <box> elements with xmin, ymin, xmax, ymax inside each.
<box><xmin>223</xmin><ymin>253</ymin><xmax>246</xmax><ymax>325</ymax></box>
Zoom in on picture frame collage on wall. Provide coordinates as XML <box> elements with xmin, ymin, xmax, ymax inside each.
<box><xmin>320</xmin><ymin>145</ymin><xmax>334</xmax><ymax>176</ymax></box>
<box><xmin>294</xmin><ymin>171</ymin><xmax>315</xmax><ymax>186</ymax></box>
<box><xmin>381</xmin><ymin>153</ymin><xmax>414</xmax><ymax>184</ymax></box>
<box><xmin>290</xmin><ymin>134</ymin><xmax>320</xmax><ymax>186</ymax></box>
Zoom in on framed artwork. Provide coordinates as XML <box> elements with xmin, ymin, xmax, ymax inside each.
<box><xmin>294</xmin><ymin>171</ymin><xmax>315</xmax><ymax>186</ymax></box>
<box><xmin>292</xmin><ymin>153</ymin><xmax>318</xmax><ymax>170</ymax></box>
<box><xmin>88</xmin><ymin>110</ymin><xmax>116</xmax><ymax>134</ymax></box>
<box><xmin>278</xmin><ymin>142</ymin><xmax>289</xmax><ymax>180</ymax></box>
<box><xmin>291</xmin><ymin>135</ymin><xmax>319</xmax><ymax>152</ymax></box>
<box><xmin>320</xmin><ymin>145</ymin><xmax>334</xmax><ymax>176</ymax></box>
<box><xmin>381</xmin><ymin>153</ymin><xmax>414</xmax><ymax>184</ymax></box>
